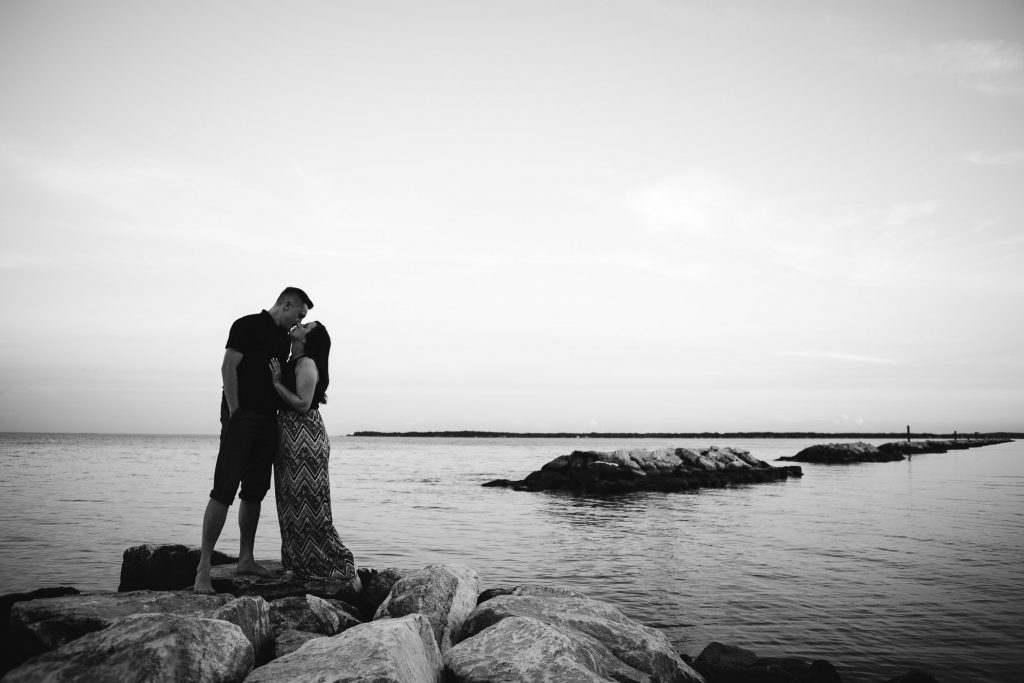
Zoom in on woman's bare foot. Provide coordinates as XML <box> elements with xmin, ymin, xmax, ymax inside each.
<box><xmin>194</xmin><ymin>567</ymin><xmax>216</xmax><ymax>594</ymax></box>
<box><xmin>236</xmin><ymin>559</ymin><xmax>274</xmax><ymax>577</ymax></box>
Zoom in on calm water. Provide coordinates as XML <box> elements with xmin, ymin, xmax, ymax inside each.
<box><xmin>1</xmin><ymin>433</ymin><xmax>1022</xmax><ymax>682</ymax></box>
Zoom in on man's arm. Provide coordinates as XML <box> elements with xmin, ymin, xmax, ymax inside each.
<box><xmin>222</xmin><ymin>348</ymin><xmax>244</xmax><ymax>415</ymax></box>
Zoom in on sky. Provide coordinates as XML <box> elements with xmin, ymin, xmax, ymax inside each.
<box><xmin>1</xmin><ymin>0</ymin><xmax>1022</xmax><ymax>435</ymax></box>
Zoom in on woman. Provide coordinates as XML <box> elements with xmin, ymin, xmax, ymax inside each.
<box><xmin>269</xmin><ymin>321</ymin><xmax>356</xmax><ymax>579</ymax></box>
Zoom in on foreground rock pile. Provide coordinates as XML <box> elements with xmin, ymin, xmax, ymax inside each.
<box><xmin>778</xmin><ymin>438</ymin><xmax>1012</xmax><ymax>464</ymax></box>
<box><xmin>1</xmin><ymin>545</ymin><xmax>939</xmax><ymax>682</ymax></box>
<box><xmin>484</xmin><ymin>446</ymin><xmax>803</xmax><ymax>493</ymax></box>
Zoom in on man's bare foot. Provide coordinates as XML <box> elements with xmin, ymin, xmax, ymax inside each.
<box><xmin>236</xmin><ymin>559</ymin><xmax>274</xmax><ymax>578</ymax></box>
<box><xmin>194</xmin><ymin>567</ymin><xmax>216</xmax><ymax>594</ymax></box>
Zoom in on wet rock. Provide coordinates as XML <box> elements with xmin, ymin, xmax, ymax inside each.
<box><xmin>486</xmin><ymin>447</ymin><xmax>801</xmax><ymax>493</ymax></box>
<box><xmin>691</xmin><ymin>641</ymin><xmax>840</xmax><ymax>683</ymax></box>
<box><xmin>457</xmin><ymin>585</ymin><xmax>704</xmax><ymax>682</ymax></box>
<box><xmin>777</xmin><ymin>442</ymin><xmax>903</xmax><ymax>464</ymax></box>
<box><xmin>268</xmin><ymin>594</ymin><xmax>361</xmax><ymax>637</ymax></box>
<box><xmin>212</xmin><ymin>596</ymin><xmax>273</xmax><ymax>665</ymax></box>
<box><xmin>8</xmin><ymin>590</ymin><xmax>231</xmax><ymax>656</ymax></box>
<box><xmin>356</xmin><ymin>566</ymin><xmax>410</xmax><ymax>619</ymax></box>
<box><xmin>271</xmin><ymin>629</ymin><xmax>324</xmax><ymax>659</ymax></box>
<box><xmin>245</xmin><ymin>613</ymin><xmax>442</xmax><ymax>683</ymax></box>
<box><xmin>118</xmin><ymin>543</ymin><xmax>236</xmax><ymax>592</ymax></box>
<box><xmin>5</xmin><ymin>612</ymin><xmax>253</xmax><ymax>683</ymax></box>
<box><xmin>208</xmin><ymin>560</ymin><xmax>362</xmax><ymax>605</ymax></box>
<box><xmin>374</xmin><ymin>563</ymin><xmax>479</xmax><ymax>653</ymax></box>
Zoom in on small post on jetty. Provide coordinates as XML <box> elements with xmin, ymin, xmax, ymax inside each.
<box><xmin>906</xmin><ymin>425</ymin><xmax>910</xmax><ymax>443</ymax></box>
<box><xmin>954</xmin><ymin>430</ymin><xmax>958</xmax><ymax>442</ymax></box>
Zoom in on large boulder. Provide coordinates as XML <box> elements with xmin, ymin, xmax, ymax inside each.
<box><xmin>8</xmin><ymin>590</ymin><xmax>232</xmax><ymax>656</ymax></box>
<box><xmin>118</xmin><ymin>543</ymin><xmax>236</xmax><ymax>592</ymax></box>
<box><xmin>0</xmin><ymin>587</ymin><xmax>79</xmax><ymax>675</ymax></box>
<box><xmin>456</xmin><ymin>585</ymin><xmax>703</xmax><ymax>683</ymax></box>
<box><xmin>691</xmin><ymin>641</ymin><xmax>840</xmax><ymax>682</ymax></box>
<box><xmin>268</xmin><ymin>594</ymin><xmax>361</xmax><ymax>637</ymax></box>
<box><xmin>777</xmin><ymin>442</ymin><xmax>903</xmax><ymax>464</ymax></box>
<box><xmin>446</xmin><ymin>614</ymin><xmax>667</xmax><ymax>683</ymax></box>
<box><xmin>245</xmin><ymin>613</ymin><xmax>442</xmax><ymax>683</ymax></box>
<box><xmin>5</xmin><ymin>613</ymin><xmax>253</xmax><ymax>683</ymax></box>
<box><xmin>212</xmin><ymin>596</ymin><xmax>274</xmax><ymax>665</ymax></box>
<box><xmin>485</xmin><ymin>447</ymin><xmax>801</xmax><ymax>493</ymax></box>
<box><xmin>374</xmin><ymin>564</ymin><xmax>479</xmax><ymax>653</ymax></box>
<box><xmin>208</xmin><ymin>560</ymin><xmax>362</xmax><ymax>605</ymax></box>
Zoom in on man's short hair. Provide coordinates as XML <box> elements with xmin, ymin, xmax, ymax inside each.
<box><xmin>277</xmin><ymin>287</ymin><xmax>314</xmax><ymax>309</ymax></box>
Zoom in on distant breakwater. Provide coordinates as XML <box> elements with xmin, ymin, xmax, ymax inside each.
<box><xmin>352</xmin><ymin>430</ymin><xmax>1024</xmax><ymax>439</ymax></box>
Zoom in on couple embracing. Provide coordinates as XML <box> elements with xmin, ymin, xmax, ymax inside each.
<box><xmin>194</xmin><ymin>287</ymin><xmax>355</xmax><ymax>594</ymax></box>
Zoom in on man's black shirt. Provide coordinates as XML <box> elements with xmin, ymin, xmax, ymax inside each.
<box><xmin>223</xmin><ymin>310</ymin><xmax>290</xmax><ymax>416</ymax></box>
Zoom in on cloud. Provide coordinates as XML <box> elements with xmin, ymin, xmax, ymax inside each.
<box><xmin>965</xmin><ymin>150</ymin><xmax>1024</xmax><ymax>166</ymax></box>
<box><xmin>779</xmin><ymin>350</ymin><xmax>896</xmax><ymax>365</ymax></box>
<box><xmin>870</xmin><ymin>39</ymin><xmax>1024</xmax><ymax>96</ymax></box>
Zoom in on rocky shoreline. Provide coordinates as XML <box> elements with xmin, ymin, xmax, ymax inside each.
<box><xmin>1</xmin><ymin>543</ymin><xmax>938</xmax><ymax>682</ymax></box>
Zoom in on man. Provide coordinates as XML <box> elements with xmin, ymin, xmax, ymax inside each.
<box><xmin>194</xmin><ymin>287</ymin><xmax>313</xmax><ymax>594</ymax></box>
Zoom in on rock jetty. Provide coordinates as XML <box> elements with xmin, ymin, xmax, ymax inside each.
<box><xmin>777</xmin><ymin>438</ymin><xmax>1012</xmax><ymax>464</ymax></box>
<box><xmin>484</xmin><ymin>446</ymin><xmax>802</xmax><ymax>493</ymax></box>
<box><xmin>0</xmin><ymin>543</ymin><xmax>940</xmax><ymax>682</ymax></box>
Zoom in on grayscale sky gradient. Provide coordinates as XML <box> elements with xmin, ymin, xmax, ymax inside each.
<box><xmin>2</xmin><ymin>0</ymin><xmax>1022</xmax><ymax>434</ymax></box>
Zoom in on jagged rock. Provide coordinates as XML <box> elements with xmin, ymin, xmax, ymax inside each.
<box><xmin>374</xmin><ymin>564</ymin><xmax>479</xmax><ymax>653</ymax></box>
<box><xmin>356</xmin><ymin>567</ymin><xmax>410</xmax><ymax>619</ymax></box>
<box><xmin>245</xmin><ymin>613</ymin><xmax>442</xmax><ymax>683</ymax></box>
<box><xmin>457</xmin><ymin>585</ymin><xmax>703</xmax><ymax>682</ymax></box>
<box><xmin>446</xmin><ymin>614</ymin><xmax>667</xmax><ymax>683</ymax></box>
<box><xmin>213</xmin><ymin>596</ymin><xmax>273</xmax><ymax>665</ymax></box>
<box><xmin>208</xmin><ymin>560</ymin><xmax>362</xmax><ymax>605</ymax></box>
<box><xmin>777</xmin><ymin>442</ymin><xmax>904</xmax><ymax>464</ymax></box>
<box><xmin>691</xmin><ymin>641</ymin><xmax>840</xmax><ymax>682</ymax></box>
<box><xmin>268</xmin><ymin>594</ymin><xmax>361</xmax><ymax>637</ymax></box>
<box><xmin>118</xmin><ymin>543</ymin><xmax>236</xmax><ymax>592</ymax></box>
<box><xmin>485</xmin><ymin>447</ymin><xmax>801</xmax><ymax>493</ymax></box>
<box><xmin>5</xmin><ymin>613</ymin><xmax>253</xmax><ymax>683</ymax></box>
<box><xmin>8</xmin><ymin>590</ymin><xmax>232</xmax><ymax>656</ymax></box>
<box><xmin>271</xmin><ymin>629</ymin><xmax>324</xmax><ymax>659</ymax></box>
<box><xmin>0</xmin><ymin>587</ymin><xmax>80</xmax><ymax>675</ymax></box>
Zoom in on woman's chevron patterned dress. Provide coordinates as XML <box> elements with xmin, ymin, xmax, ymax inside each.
<box><xmin>274</xmin><ymin>408</ymin><xmax>356</xmax><ymax>578</ymax></box>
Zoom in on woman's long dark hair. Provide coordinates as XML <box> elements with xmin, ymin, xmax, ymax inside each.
<box><xmin>304</xmin><ymin>322</ymin><xmax>330</xmax><ymax>406</ymax></box>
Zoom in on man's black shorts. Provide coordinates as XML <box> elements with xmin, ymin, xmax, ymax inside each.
<box><xmin>209</xmin><ymin>406</ymin><xmax>277</xmax><ymax>505</ymax></box>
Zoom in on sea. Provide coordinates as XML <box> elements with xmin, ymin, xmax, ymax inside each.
<box><xmin>1</xmin><ymin>433</ymin><xmax>1021</xmax><ymax>682</ymax></box>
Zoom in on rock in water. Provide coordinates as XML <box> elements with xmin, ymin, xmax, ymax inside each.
<box><xmin>374</xmin><ymin>564</ymin><xmax>479</xmax><ymax>653</ymax></box>
<box><xmin>455</xmin><ymin>585</ymin><xmax>704</xmax><ymax>683</ymax></box>
<box><xmin>485</xmin><ymin>447</ymin><xmax>801</xmax><ymax>493</ymax></box>
<box><xmin>777</xmin><ymin>442</ymin><xmax>903</xmax><ymax>464</ymax></box>
<box><xmin>4</xmin><ymin>613</ymin><xmax>253</xmax><ymax>683</ymax></box>
<box><xmin>118</xmin><ymin>543</ymin><xmax>236</xmax><ymax>592</ymax></box>
<box><xmin>692</xmin><ymin>641</ymin><xmax>840</xmax><ymax>682</ymax></box>
<box><xmin>246</xmin><ymin>613</ymin><xmax>442</xmax><ymax>683</ymax></box>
